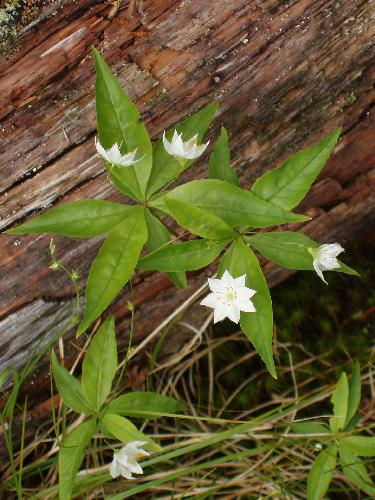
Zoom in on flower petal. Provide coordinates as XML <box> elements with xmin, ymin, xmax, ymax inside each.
<box><xmin>233</xmin><ymin>275</ymin><xmax>246</xmax><ymax>288</ymax></box>
<box><xmin>221</xmin><ymin>270</ymin><xmax>234</xmax><ymax>287</ymax></box>
<box><xmin>200</xmin><ymin>292</ymin><xmax>221</xmax><ymax>309</ymax></box>
<box><xmin>118</xmin><ymin>463</ymin><xmax>133</xmax><ymax>480</ymax></box>
<box><xmin>213</xmin><ymin>303</ymin><xmax>228</xmax><ymax>323</ymax></box>
<box><xmin>172</xmin><ymin>130</ymin><xmax>185</xmax><ymax>157</ymax></box>
<box><xmin>319</xmin><ymin>243</ymin><xmax>344</xmax><ymax>258</ymax></box>
<box><xmin>313</xmin><ymin>259</ymin><xmax>328</xmax><ymax>284</ymax></box>
<box><xmin>235</xmin><ymin>297</ymin><xmax>256</xmax><ymax>313</ymax></box>
<box><xmin>226</xmin><ymin>303</ymin><xmax>241</xmax><ymax>323</ymax></box>
<box><xmin>208</xmin><ymin>278</ymin><xmax>226</xmax><ymax>293</ymax></box>
<box><xmin>162</xmin><ymin>131</ymin><xmax>174</xmax><ymax>156</ymax></box>
<box><xmin>95</xmin><ymin>137</ymin><xmax>108</xmax><ymax>161</ymax></box>
<box><xmin>109</xmin><ymin>458</ymin><xmax>120</xmax><ymax>479</ymax></box>
<box><xmin>127</xmin><ymin>460</ymin><xmax>144</xmax><ymax>475</ymax></box>
<box><xmin>236</xmin><ymin>286</ymin><xmax>256</xmax><ymax>299</ymax></box>
<box><xmin>118</xmin><ymin>149</ymin><xmax>139</xmax><ymax>167</ymax></box>
<box><xmin>183</xmin><ymin>134</ymin><xmax>198</xmax><ymax>151</ymax></box>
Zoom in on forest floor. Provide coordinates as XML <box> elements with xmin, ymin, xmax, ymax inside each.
<box><xmin>1</xmin><ymin>239</ymin><xmax>374</xmax><ymax>499</ymax></box>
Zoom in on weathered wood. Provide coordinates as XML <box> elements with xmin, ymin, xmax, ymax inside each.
<box><xmin>0</xmin><ymin>0</ymin><xmax>374</xmax><ymax>388</ymax></box>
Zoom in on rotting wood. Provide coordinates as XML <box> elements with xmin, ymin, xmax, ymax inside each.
<box><xmin>0</xmin><ymin>0</ymin><xmax>374</xmax><ymax>399</ymax></box>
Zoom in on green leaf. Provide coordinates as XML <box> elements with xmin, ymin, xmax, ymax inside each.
<box><xmin>59</xmin><ymin>418</ymin><xmax>96</xmax><ymax>500</ymax></box>
<box><xmin>6</xmin><ymin>200</ymin><xmax>133</xmax><ymax>237</ymax></box>
<box><xmin>51</xmin><ymin>350</ymin><xmax>94</xmax><ymax>414</ymax></box>
<box><xmin>346</xmin><ymin>361</ymin><xmax>361</xmax><ymax>427</ymax></box>
<box><xmin>146</xmin><ymin>103</ymin><xmax>218</xmax><ymax>195</ymax></box>
<box><xmin>164</xmin><ymin>197</ymin><xmax>235</xmax><ymax>240</ymax></box>
<box><xmin>81</xmin><ymin>316</ymin><xmax>117</xmax><ymax>411</ymax></box>
<box><xmin>101</xmin><ymin>413</ymin><xmax>161</xmax><ymax>452</ymax></box>
<box><xmin>339</xmin><ymin>446</ymin><xmax>375</xmax><ymax>496</ymax></box>
<box><xmin>77</xmin><ymin>206</ymin><xmax>148</xmax><ymax>336</ymax></box>
<box><xmin>208</xmin><ymin>126</ymin><xmax>239</xmax><ymax>186</ymax></box>
<box><xmin>340</xmin><ymin>436</ymin><xmax>375</xmax><ymax>457</ymax></box>
<box><xmin>105</xmin><ymin>392</ymin><xmax>184</xmax><ymax>419</ymax></box>
<box><xmin>329</xmin><ymin>372</ymin><xmax>349</xmax><ymax>433</ymax></box>
<box><xmin>307</xmin><ymin>444</ymin><xmax>337</xmax><ymax>500</ymax></box>
<box><xmin>251</xmin><ymin>128</ymin><xmax>341</xmax><ymax>210</ymax></box>
<box><xmin>144</xmin><ymin>209</ymin><xmax>187</xmax><ymax>288</ymax></box>
<box><xmin>139</xmin><ymin>238</ymin><xmax>229</xmax><ymax>272</ymax></box>
<box><xmin>289</xmin><ymin>422</ymin><xmax>330</xmax><ymax>435</ymax></box>
<box><xmin>93</xmin><ymin>47</ymin><xmax>152</xmax><ymax>200</ymax></box>
<box><xmin>150</xmin><ymin>179</ymin><xmax>310</xmax><ymax>229</ymax></box>
<box><xmin>336</xmin><ymin>262</ymin><xmax>360</xmax><ymax>276</ymax></box>
<box><xmin>219</xmin><ymin>239</ymin><xmax>276</xmax><ymax>378</ymax></box>
<box><xmin>247</xmin><ymin>231</ymin><xmax>318</xmax><ymax>270</ymax></box>
<box><xmin>246</xmin><ymin>231</ymin><xmax>359</xmax><ymax>276</ymax></box>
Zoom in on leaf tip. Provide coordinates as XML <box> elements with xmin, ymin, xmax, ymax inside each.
<box><xmin>269</xmin><ymin>366</ymin><xmax>277</xmax><ymax>379</ymax></box>
<box><xmin>334</xmin><ymin>126</ymin><xmax>342</xmax><ymax>137</ymax></box>
<box><xmin>3</xmin><ymin>228</ymin><xmax>17</xmax><ymax>235</ymax></box>
<box><xmin>76</xmin><ymin>322</ymin><xmax>88</xmax><ymax>337</ymax></box>
<box><xmin>295</xmin><ymin>213</ymin><xmax>312</xmax><ymax>222</ymax></box>
<box><xmin>92</xmin><ymin>46</ymin><xmax>100</xmax><ymax>58</ymax></box>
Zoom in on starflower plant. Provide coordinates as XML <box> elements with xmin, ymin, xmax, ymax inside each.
<box><xmin>290</xmin><ymin>363</ymin><xmax>375</xmax><ymax>499</ymax></box>
<box><xmin>200</xmin><ymin>270</ymin><xmax>256</xmax><ymax>323</ymax></box>
<box><xmin>162</xmin><ymin>129</ymin><xmax>209</xmax><ymax>162</ymax></box>
<box><xmin>6</xmin><ymin>47</ymin><xmax>358</xmax><ymax>380</ymax></box>
<box><xmin>310</xmin><ymin>243</ymin><xmax>345</xmax><ymax>284</ymax></box>
<box><xmin>109</xmin><ymin>441</ymin><xmax>150</xmax><ymax>480</ymax></box>
<box><xmin>95</xmin><ymin>137</ymin><xmax>141</xmax><ymax>167</ymax></box>
<box><xmin>52</xmin><ymin>316</ymin><xmax>182</xmax><ymax>499</ymax></box>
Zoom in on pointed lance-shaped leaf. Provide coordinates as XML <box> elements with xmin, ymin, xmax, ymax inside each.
<box><xmin>51</xmin><ymin>350</ymin><xmax>95</xmax><ymax>415</ymax></box>
<box><xmin>105</xmin><ymin>392</ymin><xmax>184</xmax><ymax>420</ymax></box>
<box><xmin>208</xmin><ymin>126</ymin><xmax>239</xmax><ymax>186</ymax></box>
<box><xmin>345</xmin><ymin>361</ymin><xmax>361</xmax><ymax>427</ymax></box>
<box><xmin>339</xmin><ymin>446</ymin><xmax>375</xmax><ymax>496</ymax></box>
<box><xmin>139</xmin><ymin>238</ymin><xmax>230</xmax><ymax>272</ymax></box>
<box><xmin>59</xmin><ymin>418</ymin><xmax>96</xmax><ymax>500</ymax></box>
<box><xmin>217</xmin><ymin>238</ymin><xmax>276</xmax><ymax>378</ymax></box>
<box><xmin>246</xmin><ymin>231</ymin><xmax>359</xmax><ymax>276</ymax></box>
<box><xmin>251</xmin><ymin>128</ymin><xmax>341</xmax><ymax>211</ymax></box>
<box><xmin>93</xmin><ymin>47</ymin><xmax>152</xmax><ymax>200</ymax></box>
<box><xmin>340</xmin><ymin>436</ymin><xmax>375</xmax><ymax>457</ymax></box>
<box><xmin>150</xmin><ymin>179</ymin><xmax>310</xmax><ymax>230</ymax></box>
<box><xmin>6</xmin><ymin>200</ymin><xmax>134</xmax><ymax>237</ymax></box>
<box><xmin>77</xmin><ymin>206</ymin><xmax>148</xmax><ymax>336</ymax></box>
<box><xmin>329</xmin><ymin>372</ymin><xmax>349</xmax><ymax>433</ymax></box>
<box><xmin>81</xmin><ymin>316</ymin><xmax>117</xmax><ymax>412</ymax></box>
<box><xmin>101</xmin><ymin>413</ymin><xmax>161</xmax><ymax>452</ymax></box>
<box><xmin>163</xmin><ymin>197</ymin><xmax>235</xmax><ymax>240</ymax></box>
<box><xmin>307</xmin><ymin>444</ymin><xmax>338</xmax><ymax>500</ymax></box>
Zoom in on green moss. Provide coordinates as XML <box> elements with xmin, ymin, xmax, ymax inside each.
<box><xmin>347</xmin><ymin>92</ymin><xmax>357</xmax><ymax>105</ymax></box>
<box><xmin>0</xmin><ymin>0</ymin><xmax>48</xmax><ymax>56</ymax></box>
<box><xmin>148</xmin><ymin>88</ymin><xmax>170</xmax><ymax>107</ymax></box>
<box><xmin>268</xmin><ymin>4</ymin><xmax>279</xmax><ymax>14</ymax></box>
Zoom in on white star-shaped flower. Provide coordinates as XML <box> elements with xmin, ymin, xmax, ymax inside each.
<box><xmin>311</xmin><ymin>243</ymin><xmax>344</xmax><ymax>284</ymax></box>
<box><xmin>109</xmin><ymin>441</ymin><xmax>150</xmax><ymax>480</ymax></box>
<box><xmin>95</xmin><ymin>137</ymin><xmax>141</xmax><ymax>167</ymax></box>
<box><xmin>200</xmin><ymin>270</ymin><xmax>256</xmax><ymax>324</ymax></box>
<box><xmin>162</xmin><ymin>130</ymin><xmax>209</xmax><ymax>161</ymax></box>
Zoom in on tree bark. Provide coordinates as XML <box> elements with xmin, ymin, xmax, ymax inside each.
<box><xmin>0</xmin><ymin>0</ymin><xmax>374</xmax><ymax>389</ymax></box>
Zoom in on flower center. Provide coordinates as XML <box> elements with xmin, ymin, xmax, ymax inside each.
<box><xmin>225</xmin><ymin>289</ymin><xmax>236</xmax><ymax>302</ymax></box>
